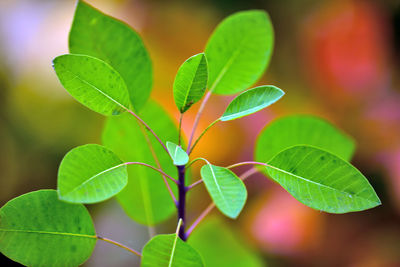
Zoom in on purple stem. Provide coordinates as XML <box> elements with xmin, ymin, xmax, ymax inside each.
<box><xmin>177</xmin><ymin>165</ymin><xmax>187</xmax><ymax>240</ymax></box>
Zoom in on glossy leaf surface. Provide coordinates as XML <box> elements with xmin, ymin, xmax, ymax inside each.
<box><xmin>266</xmin><ymin>145</ymin><xmax>381</xmax><ymax>213</ymax></box>
<box><xmin>57</xmin><ymin>144</ymin><xmax>128</xmax><ymax>204</ymax></box>
<box><xmin>53</xmin><ymin>54</ymin><xmax>130</xmax><ymax>116</ymax></box>
<box><xmin>255</xmin><ymin>115</ymin><xmax>355</xmax><ymax>162</ymax></box>
<box><xmin>173</xmin><ymin>53</ymin><xmax>208</xmax><ymax>113</ymax></box>
<box><xmin>0</xmin><ymin>190</ymin><xmax>96</xmax><ymax>266</ymax></box>
<box><xmin>200</xmin><ymin>164</ymin><xmax>247</xmax><ymax>218</ymax></box>
<box><xmin>102</xmin><ymin>101</ymin><xmax>178</xmax><ymax>225</ymax></box>
<box><xmin>69</xmin><ymin>0</ymin><xmax>152</xmax><ymax>111</ymax></box>
<box><xmin>142</xmin><ymin>234</ymin><xmax>204</xmax><ymax>267</ymax></box>
<box><xmin>166</xmin><ymin>141</ymin><xmax>189</xmax><ymax>166</ymax></box>
<box><xmin>205</xmin><ymin>10</ymin><xmax>274</xmax><ymax>94</ymax></box>
<box><xmin>220</xmin><ymin>85</ymin><xmax>284</xmax><ymax>121</ymax></box>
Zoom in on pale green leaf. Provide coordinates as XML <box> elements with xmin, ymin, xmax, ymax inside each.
<box><xmin>200</xmin><ymin>164</ymin><xmax>247</xmax><ymax>219</ymax></box>
<box><xmin>57</xmin><ymin>144</ymin><xmax>128</xmax><ymax>204</ymax></box>
<box><xmin>0</xmin><ymin>190</ymin><xmax>96</xmax><ymax>266</ymax></box>
<box><xmin>69</xmin><ymin>0</ymin><xmax>152</xmax><ymax>111</ymax></box>
<box><xmin>166</xmin><ymin>141</ymin><xmax>189</xmax><ymax>166</ymax></box>
<box><xmin>205</xmin><ymin>10</ymin><xmax>274</xmax><ymax>94</ymax></box>
<box><xmin>142</xmin><ymin>234</ymin><xmax>204</xmax><ymax>267</ymax></box>
<box><xmin>220</xmin><ymin>85</ymin><xmax>284</xmax><ymax>121</ymax></box>
<box><xmin>255</xmin><ymin>115</ymin><xmax>355</xmax><ymax>162</ymax></box>
<box><xmin>173</xmin><ymin>53</ymin><xmax>208</xmax><ymax>113</ymax></box>
<box><xmin>102</xmin><ymin>101</ymin><xmax>179</xmax><ymax>225</ymax></box>
<box><xmin>266</xmin><ymin>145</ymin><xmax>381</xmax><ymax>213</ymax></box>
<box><xmin>53</xmin><ymin>54</ymin><xmax>130</xmax><ymax>116</ymax></box>
<box><xmin>188</xmin><ymin>217</ymin><xmax>264</xmax><ymax>267</ymax></box>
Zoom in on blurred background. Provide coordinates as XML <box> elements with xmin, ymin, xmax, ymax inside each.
<box><xmin>1</xmin><ymin>0</ymin><xmax>400</xmax><ymax>266</ymax></box>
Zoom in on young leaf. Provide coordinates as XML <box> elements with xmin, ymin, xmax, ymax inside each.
<box><xmin>188</xmin><ymin>217</ymin><xmax>264</xmax><ymax>267</ymax></box>
<box><xmin>57</xmin><ymin>144</ymin><xmax>128</xmax><ymax>204</ymax></box>
<box><xmin>200</xmin><ymin>164</ymin><xmax>247</xmax><ymax>219</ymax></box>
<box><xmin>53</xmin><ymin>54</ymin><xmax>130</xmax><ymax>116</ymax></box>
<box><xmin>265</xmin><ymin>145</ymin><xmax>381</xmax><ymax>213</ymax></box>
<box><xmin>173</xmin><ymin>53</ymin><xmax>208</xmax><ymax>113</ymax></box>
<box><xmin>0</xmin><ymin>190</ymin><xmax>96</xmax><ymax>266</ymax></box>
<box><xmin>69</xmin><ymin>0</ymin><xmax>152</xmax><ymax>111</ymax></box>
<box><xmin>142</xmin><ymin>234</ymin><xmax>204</xmax><ymax>267</ymax></box>
<box><xmin>166</xmin><ymin>141</ymin><xmax>189</xmax><ymax>166</ymax></box>
<box><xmin>205</xmin><ymin>10</ymin><xmax>274</xmax><ymax>94</ymax></box>
<box><xmin>220</xmin><ymin>85</ymin><xmax>284</xmax><ymax>121</ymax></box>
<box><xmin>102</xmin><ymin>101</ymin><xmax>180</xmax><ymax>225</ymax></box>
<box><xmin>255</xmin><ymin>115</ymin><xmax>356</xmax><ymax>162</ymax></box>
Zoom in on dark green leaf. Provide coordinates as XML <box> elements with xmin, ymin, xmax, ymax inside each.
<box><xmin>266</xmin><ymin>145</ymin><xmax>381</xmax><ymax>213</ymax></box>
<box><xmin>220</xmin><ymin>85</ymin><xmax>284</xmax><ymax>121</ymax></box>
<box><xmin>69</xmin><ymin>0</ymin><xmax>152</xmax><ymax>111</ymax></box>
<box><xmin>57</xmin><ymin>144</ymin><xmax>128</xmax><ymax>204</ymax></box>
<box><xmin>255</xmin><ymin>115</ymin><xmax>355</xmax><ymax>162</ymax></box>
<box><xmin>188</xmin><ymin>217</ymin><xmax>263</xmax><ymax>267</ymax></box>
<box><xmin>200</xmin><ymin>164</ymin><xmax>247</xmax><ymax>219</ymax></box>
<box><xmin>53</xmin><ymin>54</ymin><xmax>130</xmax><ymax>116</ymax></box>
<box><xmin>102</xmin><ymin>101</ymin><xmax>178</xmax><ymax>225</ymax></box>
<box><xmin>166</xmin><ymin>141</ymin><xmax>189</xmax><ymax>166</ymax></box>
<box><xmin>205</xmin><ymin>10</ymin><xmax>274</xmax><ymax>94</ymax></box>
<box><xmin>173</xmin><ymin>53</ymin><xmax>208</xmax><ymax>113</ymax></box>
<box><xmin>142</xmin><ymin>234</ymin><xmax>204</xmax><ymax>267</ymax></box>
<box><xmin>0</xmin><ymin>190</ymin><xmax>96</xmax><ymax>266</ymax></box>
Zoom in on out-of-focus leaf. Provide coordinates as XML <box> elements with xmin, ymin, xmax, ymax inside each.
<box><xmin>142</xmin><ymin>234</ymin><xmax>204</xmax><ymax>267</ymax></box>
<box><xmin>69</xmin><ymin>0</ymin><xmax>152</xmax><ymax>111</ymax></box>
<box><xmin>188</xmin><ymin>217</ymin><xmax>264</xmax><ymax>267</ymax></box>
<box><xmin>205</xmin><ymin>10</ymin><xmax>274</xmax><ymax>94</ymax></box>
<box><xmin>255</xmin><ymin>115</ymin><xmax>355</xmax><ymax>162</ymax></box>
<box><xmin>173</xmin><ymin>53</ymin><xmax>208</xmax><ymax>113</ymax></box>
<box><xmin>53</xmin><ymin>54</ymin><xmax>130</xmax><ymax>116</ymax></box>
<box><xmin>166</xmin><ymin>141</ymin><xmax>189</xmax><ymax>166</ymax></box>
<box><xmin>0</xmin><ymin>190</ymin><xmax>96</xmax><ymax>266</ymax></box>
<box><xmin>57</xmin><ymin>144</ymin><xmax>128</xmax><ymax>204</ymax></box>
<box><xmin>220</xmin><ymin>86</ymin><xmax>284</xmax><ymax>121</ymax></box>
<box><xmin>266</xmin><ymin>145</ymin><xmax>381</xmax><ymax>213</ymax></box>
<box><xmin>102</xmin><ymin>101</ymin><xmax>178</xmax><ymax>225</ymax></box>
<box><xmin>200</xmin><ymin>164</ymin><xmax>247</xmax><ymax>219</ymax></box>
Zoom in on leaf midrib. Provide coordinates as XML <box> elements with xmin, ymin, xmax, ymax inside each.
<box><xmin>168</xmin><ymin>234</ymin><xmax>179</xmax><ymax>267</ymax></box>
<box><xmin>0</xmin><ymin>228</ymin><xmax>96</xmax><ymax>239</ymax></box>
<box><xmin>181</xmin><ymin>57</ymin><xmax>204</xmax><ymax>111</ymax></box>
<box><xmin>207</xmin><ymin>165</ymin><xmax>231</xmax><ymax>212</ymax></box>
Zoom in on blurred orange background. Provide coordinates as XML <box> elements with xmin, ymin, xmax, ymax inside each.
<box><xmin>0</xmin><ymin>0</ymin><xmax>399</xmax><ymax>266</ymax></box>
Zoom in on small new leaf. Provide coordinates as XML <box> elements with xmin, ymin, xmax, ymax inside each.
<box><xmin>200</xmin><ymin>164</ymin><xmax>247</xmax><ymax>219</ymax></box>
<box><xmin>167</xmin><ymin>141</ymin><xmax>189</xmax><ymax>166</ymax></box>
<box><xmin>142</xmin><ymin>234</ymin><xmax>204</xmax><ymax>267</ymax></box>
<box><xmin>265</xmin><ymin>145</ymin><xmax>381</xmax><ymax>213</ymax></box>
<box><xmin>0</xmin><ymin>190</ymin><xmax>96</xmax><ymax>267</ymax></box>
<box><xmin>57</xmin><ymin>144</ymin><xmax>128</xmax><ymax>204</ymax></box>
<box><xmin>53</xmin><ymin>54</ymin><xmax>131</xmax><ymax>116</ymax></box>
<box><xmin>173</xmin><ymin>53</ymin><xmax>208</xmax><ymax>113</ymax></box>
<box><xmin>220</xmin><ymin>85</ymin><xmax>284</xmax><ymax>121</ymax></box>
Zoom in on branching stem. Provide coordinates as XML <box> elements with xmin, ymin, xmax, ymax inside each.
<box><xmin>124</xmin><ymin>162</ymin><xmax>178</xmax><ymax>183</ymax></box>
<box><xmin>188</xmin><ymin>119</ymin><xmax>220</xmax><ymax>155</ymax></box>
<box><xmin>97</xmin><ymin>236</ymin><xmax>141</xmax><ymax>257</ymax></box>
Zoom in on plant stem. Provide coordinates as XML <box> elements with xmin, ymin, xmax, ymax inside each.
<box><xmin>187</xmin><ymin>91</ymin><xmax>212</xmax><ymax>153</ymax></box>
<box><xmin>226</xmin><ymin>161</ymin><xmax>267</xmax><ymax>169</ymax></box>
<box><xmin>239</xmin><ymin>167</ymin><xmax>259</xmax><ymax>181</ymax></box>
<box><xmin>124</xmin><ymin>162</ymin><xmax>178</xmax><ymax>184</ymax></box>
<box><xmin>186</xmin><ymin>203</ymin><xmax>215</xmax><ymax>237</ymax></box>
<box><xmin>187</xmin><ymin>179</ymin><xmax>203</xmax><ymax>189</ymax></box>
<box><xmin>178</xmin><ymin>113</ymin><xmax>183</xmax><ymax>147</ymax></box>
<box><xmin>188</xmin><ymin>119</ymin><xmax>220</xmax><ymax>155</ymax></box>
<box><xmin>177</xmin><ymin>165</ymin><xmax>187</xmax><ymax>240</ymax></box>
<box><xmin>124</xmin><ymin>108</ymin><xmax>170</xmax><ymax>157</ymax></box>
<box><xmin>97</xmin><ymin>236</ymin><xmax>141</xmax><ymax>257</ymax></box>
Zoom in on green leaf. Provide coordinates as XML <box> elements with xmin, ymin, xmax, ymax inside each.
<box><xmin>200</xmin><ymin>164</ymin><xmax>247</xmax><ymax>219</ymax></box>
<box><xmin>69</xmin><ymin>0</ymin><xmax>152</xmax><ymax>111</ymax></box>
<box><xmin>220</xmin><ymin>85</ymin><xmax>284</xmax><ymax>121</ymax></box>
<box><xmin>173</xmin><ymin>53</ymin><xmax>208</xmax><ymax>113</ymax></box>
<box><xmin>0</xmin><ymin>190</ymin><xmax>96</xmax><ymax>266</ymax></box>
<box><xmin>205</xmin><ymin>10</ymin><xmax>274</xmax><ymax>94</ymax></box>
<box><xmin>57</xmin><ymin>144</ymin><xmax>128</xmax><ymax>204</ymax></box>
<box><xmin>53</xmin><ymin>54</ymin><xmax>131</xmax><ymax>116</ymax></box>
<box><xmin>102</xmin><ymin>101</ymin><xmax>179</xmax><ymax>225</ymax></box>
<box><xmin>142</xmin><ymin>234</ymin><xmax>204</xmax><ymax>267</ymax></box>
<box><xmin>188</xmin><ymin>217</ymin><xmax>264</xmax><ymax>267</ymax></box>
<box><xmin>166</xmin><ymin>141</ymin><xmax>189</xmax><ymax>166</ymax></box>
<box><xmin>265</xmin><ymin>145</ymin><xmax>381</xmax><ymax>213</ymax></box>
<box><xmin>255</xmin><ymin>115</ymin><xmax>356</xmax><ymax>162</ymax></box>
